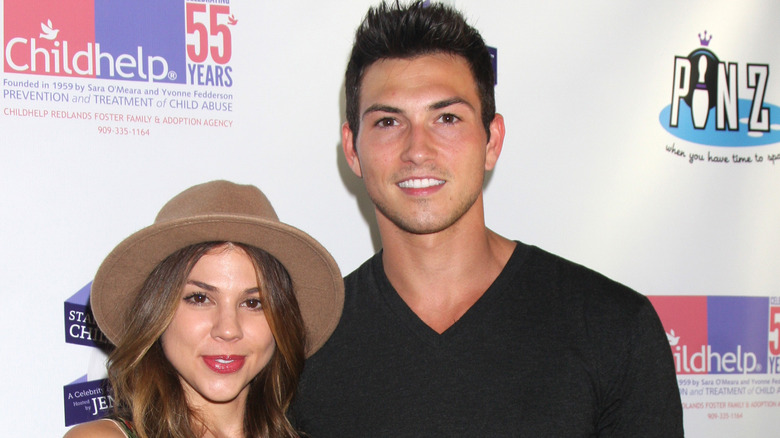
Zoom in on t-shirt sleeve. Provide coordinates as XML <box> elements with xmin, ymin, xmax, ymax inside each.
<box><xmin>596</xmin><ymin>297</ymin><xmax>684</xmax><ymax>437</ymax></box>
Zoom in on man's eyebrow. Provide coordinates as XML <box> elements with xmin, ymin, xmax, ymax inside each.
<box><xmin>430</xmin><ymin>97</ymin><xmax>473</xmax><ymax>111</ymax></box>
<box><xmin>362</xmin><ymin>98</ymin><xmax>474</xmax><ymax>120</ymax></box>
<box><xmin>361</xmin><ymin>104</ymin><xmax>402</xmax><ymax>120</ymax></box>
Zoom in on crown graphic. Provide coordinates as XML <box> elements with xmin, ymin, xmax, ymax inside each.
<box><xmin>698</xmin><ymin>30</ymin><xmax>712</xmax><ymax>46</ymax></box>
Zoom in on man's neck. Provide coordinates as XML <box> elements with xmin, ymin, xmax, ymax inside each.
<box><xmin>378</xmin><ymin>214</ymin><xmax>516</xmax><ymax>333</ymax></box>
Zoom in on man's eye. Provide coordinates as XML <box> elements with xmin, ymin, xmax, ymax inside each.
<box><xmin>439</xmin><ymin>114</ymin><xmax>459</xmax><ymax>124</ymax></box>
<box><xmin>375</xmin><ymin>118</ymin><xmax>397</xmax><ymax>127</ymax></box>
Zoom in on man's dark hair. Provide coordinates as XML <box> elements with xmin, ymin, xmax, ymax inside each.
<box><xmin>345</xmin><ymin>0</ymin><xmax>496</xmax><ymax>140</ymax></box>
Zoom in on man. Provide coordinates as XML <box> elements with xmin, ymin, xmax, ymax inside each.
<box><xmin>292</xmin><ymin>2</ymin><xmax>683</xmax><ymax>436</ymax></box>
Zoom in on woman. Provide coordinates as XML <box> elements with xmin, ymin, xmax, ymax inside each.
<box><xmin>64</xmin><ymin>180</ymin><xmax>343</xmax><ymax>438</ymax></box>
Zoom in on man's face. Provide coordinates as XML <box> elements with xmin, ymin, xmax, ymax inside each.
<box><xmin>343</xmin><ymin>53</ymin><xmax>504</xmax><ymax>235</ymax></box>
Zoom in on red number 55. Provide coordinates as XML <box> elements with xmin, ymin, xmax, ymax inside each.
<box><xmin>186</xmin><ymin>4</ymin><xmax>232</xmax><ymax>64</ymax></box>
<box><xmin>770</xmin><ymin>307</ymin><xmax>780</xmax><ymax>356</ymax></box>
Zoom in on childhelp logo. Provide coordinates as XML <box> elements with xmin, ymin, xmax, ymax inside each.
<box><xmin>3</xmin><ymin>0</ymin><xmax>235</xmax><ymax>87</ymax></box>
<box><xmin>649</xmin><ymin>296</ymin><xmax>780</xmax><ymax>375</ymax></box>
<box><xmin>660</xmin><ymin>31</ymin><xmax>780</xmax><ymax>147</ymax></box>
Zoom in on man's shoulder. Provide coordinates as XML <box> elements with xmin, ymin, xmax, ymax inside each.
<box><xmin>307</xmin><ymin>252</ymin><xmax>385</xmax><ymax>356</ymax></box>
<box><xmin>519</xmin><ymin>243</ymin><xmax>651</xmax><ymax>315</ymax></box>
<box><xmin>344</xmin><ymin>251</ymin><xmax>381</xmax><ymax>283</ymax></box>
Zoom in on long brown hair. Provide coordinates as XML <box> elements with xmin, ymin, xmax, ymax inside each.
<box><xmin>106</xmin><ymin>241</ymin><xmax>305</xmax><ymax>438</ymax></box>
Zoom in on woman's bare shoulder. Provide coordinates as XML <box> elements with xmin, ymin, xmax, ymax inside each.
<box><xmin>64</xmin><ymin>419</ymin><xmax>127</xmax><ymax>438</ymax></box>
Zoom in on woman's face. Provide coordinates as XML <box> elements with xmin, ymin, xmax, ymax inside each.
<box><xmin>161</xmin><ymin>244</ymin><xmax>276</xmax><ymax>407</ymax></box>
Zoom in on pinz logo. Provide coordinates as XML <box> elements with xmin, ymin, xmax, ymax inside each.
<box><xmin>660</xmin><ymin>31</ymin><xmax>780</xmax><ymax>146</ymax></box>
<box><xmin>3</xmin><ymin>0</ymin><xmax>236</xmax><ymax>86</ymax></box>
<box><xmin>648</xmin><ymin>296</ymin><xmax>770</xmax><ymax>375</ymax></box>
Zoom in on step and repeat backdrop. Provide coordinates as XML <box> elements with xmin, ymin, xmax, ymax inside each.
<box><xmin>2</xmin><ymin>0</ymin><xmax>779</xmax><ymax>436</ymax></box>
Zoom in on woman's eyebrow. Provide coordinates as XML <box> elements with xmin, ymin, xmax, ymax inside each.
<box><xmin>187</xmin><ymin>279</ymin><xmax>217</xmax><ymax>292</ymax></box>
<box><xmin>186</xmin><ymin>279</ymin><xmax>260</xmax><ymax>295</ymax></box>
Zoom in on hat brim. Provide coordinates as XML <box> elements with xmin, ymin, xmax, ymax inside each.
<box><xmin>91</xmin><ymin>214</ymin><xmax>344</xmax><ymax>357</ymax></box>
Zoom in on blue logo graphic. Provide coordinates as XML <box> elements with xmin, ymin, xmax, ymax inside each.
<box><xmin>660</xmin><ymin>100</ymin><xmax>780</xmax><ymax>146</ymax></box>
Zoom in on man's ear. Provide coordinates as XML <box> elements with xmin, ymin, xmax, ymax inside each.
<box><xmin>342</xmin><ymin>122</ymin><xmax>363</xmax><ymax>178</ymax></box>
<box><xmin>485</xmin><ymin>113</ymin><xmax>506</xmax><ymax>171</ymax></box>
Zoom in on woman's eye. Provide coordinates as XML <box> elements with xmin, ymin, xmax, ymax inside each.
<box><xmin>244</xmin><ymin>298</ymin><xmax>263</xmax><ymax>310</ymax></box>
<box><xmin>185</xmin><ymin>293</ymin><xmax>208</xmax><ymax>304</ymax></box>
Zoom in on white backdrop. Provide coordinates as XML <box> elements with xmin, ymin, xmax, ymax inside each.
<box><xmin>2</xmin><ymin>0</ymin><xmax>779</xmax><ymax>435</ymax></box>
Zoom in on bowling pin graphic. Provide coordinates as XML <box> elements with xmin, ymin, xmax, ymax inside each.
<box><xmin>691</xmin><ymin>55</ymin><xmax>709</xmax><ymax>129</ymax></box>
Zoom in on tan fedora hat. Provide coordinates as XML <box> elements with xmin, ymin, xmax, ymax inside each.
<box><xmin>90</xmin><ymin>180</ymin><xmax>343</xmax><ymax>357</ymax></box>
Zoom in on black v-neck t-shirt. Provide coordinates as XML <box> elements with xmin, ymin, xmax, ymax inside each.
<box><xmin>292</xmin><ymin>242</ymin><xmax>683</xmax><ymax>437</ymax></box>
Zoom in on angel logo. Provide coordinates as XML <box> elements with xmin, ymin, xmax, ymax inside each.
<box><xmin>666</xmin><ymin>329</ymin><xmax>681</xmax><ymax>346</ymax></box>
<box><xmin>39</xmin><ymin>19</ymin><xmax>59</xmax><ymax>40</ymax></box>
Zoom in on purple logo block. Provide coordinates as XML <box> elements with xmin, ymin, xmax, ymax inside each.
<box><xmin>94</xmin><ymin>0</ymin><xmax>186</xmax><ymax>83</ymax></box>
<box><xmin>488</xmin><ymin>46</ymin><xmax>498</xmax><ymax>85</ymax></box>
<box><xmin>64</xmin><ymin>282</ymin><xmax>110</xmax><ymax>347</ymax></box>
<box><xmin>63</xmin><ymin>376</ymin><xmax>112</xmax><ymax>426</ymax></box>
<box><xmin>708</xmin><ymin>296</ymin><xmax>769</xmax><ymax>374</ymax></box>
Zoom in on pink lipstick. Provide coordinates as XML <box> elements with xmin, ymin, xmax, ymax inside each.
<box><xmin>202</xmin><ymin>355</ymin><xmax>245</xmax><ymax>374</ymax></box>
